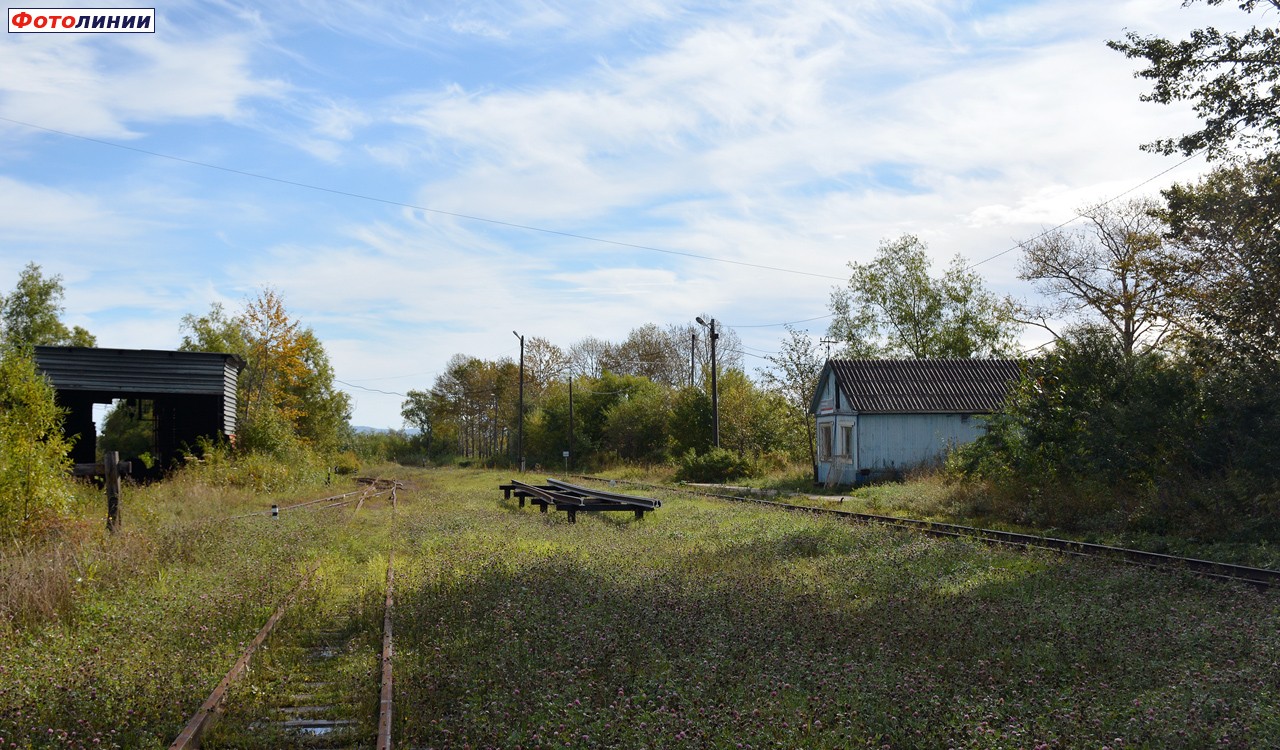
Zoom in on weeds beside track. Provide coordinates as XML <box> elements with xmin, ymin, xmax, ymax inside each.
<box><xmin>173</xmin><ymin>483</ymin><xmax>400</xmax><ymax>749</ymax></box>
<box><xmin>571</xmin><ymin>474</ymin><xmax>1280</xmax><ymax>589</ymax></box>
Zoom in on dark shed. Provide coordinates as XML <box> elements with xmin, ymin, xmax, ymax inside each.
<box><xmin>33</xmin><ymin>346</ymin><xmax>244</xmax><ymax>470</ymax></box>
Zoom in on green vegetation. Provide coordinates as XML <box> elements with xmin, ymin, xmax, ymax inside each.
<box><xmin>401</xmin><ymin>337</ymin><xmax>805</xmax><ymax>479</ymax></box>
<box><xmin>0</xmin><ymin>468</ymin><xmax>1277</xmax><ymax>748</ymax></box>
<box><xmin>0</xmin><ymin>266</ymin><xmax>88</xmax><ymax>535</ymax></box>
<box><xmin>0</xmin><ymin>343</ymin><xmax>73</xmax><ymax>535</ymax></box>
<box><xmin>393</xmin><ymin>472</ymin><xmax>1279</xmax><ymax>749</ymax></box>
<box><xmin>828</xmin><ymin>233</ymin><xmax>1019</xmax><ymax>358</ymax></box>
<box><xmin>181</xmin><ymin>289</ymin><xmax>353</xmax><ymax>460</ymax></box>
<box><xmin>0</xmin><ymin>262</ymin><xmax>96</xmax><ymax>349</ymax></box>
<box><xmin>0</xmin><ymin>468</ymin><xmax>368</xmax><ymax>747</ymax></box>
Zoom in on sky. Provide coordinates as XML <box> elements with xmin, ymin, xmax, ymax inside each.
<box><xmin>0</xmin><ymin>0</ymin><xmax>1244</xmax><ymax>428</ymax></box>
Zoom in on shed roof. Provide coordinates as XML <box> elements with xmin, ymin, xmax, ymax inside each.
<box><xmin>813</xmin><ymin>358</ymin><xmax>1022</xmax><ymax>414</ymax></box>
<box><xmin>34</xmin><ymin>346</ymin><xmax>244</xmax><ymax>396</ymax></box>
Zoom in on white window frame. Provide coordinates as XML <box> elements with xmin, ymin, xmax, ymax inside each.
<box><xmin>819</xmin><ymin>423</ymin><xmax>833</xmax><ymax>460</ymax></box>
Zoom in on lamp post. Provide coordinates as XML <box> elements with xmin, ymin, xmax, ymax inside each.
<box><xmin>513</xmin><ymin>331</ymin><xmax>525</xmax><ymax>472</ymax></box>
<box><xmin>696</xmin><ymin>316</ymin><xmax>720</xmax><ymax>448</ymax></box>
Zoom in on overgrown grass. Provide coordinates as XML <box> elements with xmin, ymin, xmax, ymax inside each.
<box><xmin>1</xmin><ymin>467</ymin><xmax>1277</xmax><ymax>749</ymax></box>
<box><xmin>608</xmin><ymin>464</ymin><xmax>1280</xmax><ymax>570</ymax></box>
<box><xmin>391</xmin><ymin>469</ymin><xmax>1280</xmax><ymax>749</ymax></box>
<box><xmin>0</xmin><ymin>463</ymin><xmax>366</xmax><ymax>749</ymax></box>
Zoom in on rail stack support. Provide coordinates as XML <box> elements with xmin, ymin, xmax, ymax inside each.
<box><xmin>500</xmin><ymin>478</ymin><xmax>662</xmax><ymax>523</ymax></box>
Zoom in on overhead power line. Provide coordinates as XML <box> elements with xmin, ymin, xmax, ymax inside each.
<box><xmin>964</xmin><ymin>149</ymin><xmax>1206</xmax><ymax>270</ymax></box>
<box><xmin>726</xmin><ymin>313</ymin><xmax>835</xmax><ymax>329</ymax></box>
<box><xmin>3</xmin><ymin>116</ymin><xmax>1207</xmax><ymax>286</ymax></box>
<box><xmin>1</xmin><ymin>116</ymin><xmax>845</xmax><ymax>282</ymax></box>
<box><xmin>335</xmin><ymin>380</ymin><xmax>408</xmax><ymax>397</ymax></box>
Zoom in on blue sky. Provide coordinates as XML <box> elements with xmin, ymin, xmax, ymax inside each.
<box><xmin>1</xmin><ymin>0</ymin><xmax>1238</xmax><ymax>427</ymax></box>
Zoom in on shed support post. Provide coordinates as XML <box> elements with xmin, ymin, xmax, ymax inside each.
<box><xmin>105</xmin><ymin>451</ymin><xmax>121</xmax><ymax>532</ymax></box>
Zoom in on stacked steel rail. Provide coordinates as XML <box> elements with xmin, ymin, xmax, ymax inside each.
<box><xmin>572</xmin><ymin>475</ymin><xmax>1280</xmax><ymax>589</ymax></box>
<box><xmin>501</xmin><ymin>478</ymin><xmax>661</xmax><ymax>522</ymax></box>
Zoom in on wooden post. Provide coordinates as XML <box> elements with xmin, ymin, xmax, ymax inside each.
<box><xmin>105</xmin><ymin>451</ymin><xmax>121</xmax><ymax>532</ymax></box>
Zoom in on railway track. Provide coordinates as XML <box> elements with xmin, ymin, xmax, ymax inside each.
<box><xmin>572</xmin><ymin>474</ymin><xmax>1280</xmax><ymax>590</ymax></box>
<box><xmin>169</xmin><ymin>482</ymin><xmax>399</xmax><ymax>749</ymax></box>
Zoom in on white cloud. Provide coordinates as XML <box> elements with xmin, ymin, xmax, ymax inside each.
<box><xmin>0</xmin><ymin>33</ymin><xmax>283</xmax><ymax>138</ymax></box>
<box><xmin>0</xmin><ymin>176</ymin><xmax>138</xmax><ymax>244</ymax></box>
<box><xmin>2</xmin><ymin>0</ymin><xmax>1244</xmax><ymax>426</ymax></box>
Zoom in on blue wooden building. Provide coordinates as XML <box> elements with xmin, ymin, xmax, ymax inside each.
<box><xmin>810</xmin><ymin>359</ymin><xmax>1021</xmax><ymax>486</ymax></box>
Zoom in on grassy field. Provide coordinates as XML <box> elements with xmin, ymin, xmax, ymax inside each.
<box><xmin>1</xmin><ymin>467</ymin><xmax>1277</xmax><ymax>748</ymax></box>
<box><xmin>621</xmin><ymin>466</ymin><xmax>1280</xmax><ymax>570</ymax></box>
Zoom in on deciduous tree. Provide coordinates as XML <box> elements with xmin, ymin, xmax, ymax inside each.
<box><xmin>0</xmin><ymin>343</ymin><xmax>71</xmax><ymax>533</ymax></box>
<box><xmin>0</xmin><ymin>263</ymin><xmax>95</xmax><ymax>348</ymax></box>
<box><xmin>1161</xmin><ymin>156</ymin><xmax>1280</xmax><ymax>367</ymax></box>
<box><xmin>759</xmin><ymin>326</ymin><xmax>825</xmax><ymax>465</ymax></box>
<box><xmin>180</xmin><ymin>290</ymin><xmax>350</xmax><ymax>454</ymax></box>
<box><xmin>1018</xmin><ymin>198</ymin><xmax>1187</xmax><ymax>356</ymax></box>
<box><xmin>1109</xmin><ymin>0</ymin><xmax>1280</xmax><ymax>158</ymax></box>
<box><xmin>828</xmin><ymin>234</ymin><xmax>1019</xmax><ymax>358</ymax></box>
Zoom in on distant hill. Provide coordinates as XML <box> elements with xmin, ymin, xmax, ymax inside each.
<box><xmin>351</xmin><ymin>425</ymin><xmax>420</xmax><ymax>436</ymax></box>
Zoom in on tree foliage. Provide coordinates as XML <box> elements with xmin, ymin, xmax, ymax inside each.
<box><xmin>954</xmin><ymin>327</ymin><xmax>1200</xmax><ymax>528</ymax></box>
<box><xmin>828</xmin><ymin>235</ymin><xmax>1019</xmax><ymax>358</ymax></box>
<box><xmin>1018</xmin><ymin>198</ymin><xmax>1189</xmax><ymax>356</ymax></box>
<box><xmin>759</xmin><ymin>326</ymin><xmax>825</xmax><ymax>466</ymax></box>
<box><xmin>415</xmin><ymin>353</ymin><xmax>519</xmax><ymax>462</ymax></box>
<box><xmin>0</xmin><ymin>343</ymin><xmax>72</xmax><ymax>534</ymax></box>
<box><xmin>0</xmin><ymin>263</ymin><xmax>95</xmax><ymax>348</ymax></box>
<box><xmin>98</xmin><ymin>400</ymin><xmax>154</xmax><ymax>466</ymax></box>
<box><xmin>180</xmin><ymin>289</ymin><xmax>351</xmax><ymax>456</ymax></box>
<box><xmin>1108</xmin><ymin>0</ymin><xmax>1280</xmax><ymax>158</ymax></box>
<box><xmin>1161</xmin><ymin>156</ymin><xmax>1280</xmax><ymax>368</ymax></box>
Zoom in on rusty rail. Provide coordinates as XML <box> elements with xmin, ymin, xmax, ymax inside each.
<box><xmin>168</xmin><ymin>564</ymin><xmax>318</xmax><ymax>749</ymax></box>
<box><xmin>376</xmin><ymin>551</ymin><xmax>395</xmax><ymax>750</ymax></box>
<box><xmin>571</xmin><ymin>475</ymin><xmax>1280</xmax><ymax>589</ymax></box>
<box><xmin>170</xmin><ymin>477</ymin><xmax>405</xmax><ymax>747</ymax></box>
<box><xmin>225</xmin><ymin>490</ymin><xmax>363</xmax><ymax>520</ymax></box>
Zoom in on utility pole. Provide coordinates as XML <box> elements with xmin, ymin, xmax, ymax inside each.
<box><xmin>820</xmin><ymin>338</ymin><xmax>838</xmax><ymax>360</ymax></box>
<box><xmin>513</xmin><ymin>331</ymin><xmax>525</xmax><ymax>472</ymax></box>
<box><xmin>696</xmin><ymin>316</ymin><xmax>720</xmax><ymax>448</ymax></box>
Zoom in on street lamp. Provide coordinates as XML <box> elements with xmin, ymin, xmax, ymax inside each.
<box><xmin>695</xmin><ymin>316</ymin><xmax>720</xmax><ymax>448</ymax></box>
<box><xmin>513</xmin><ymin>331</ymin><xmax>525</xmax><ymax>472</ymax></box>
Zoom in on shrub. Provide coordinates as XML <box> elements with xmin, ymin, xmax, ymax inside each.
<box><xmin>674</xmin><ymin>447</ymin><xmax>753</xmax><ymax>483</ymax></box>
<box><xmin>0</xmin><ymin>345</ymin><xmax>72</xmax><ymax>534</ymax></box>
<box><xmin>332</xmin><ymin>450</ymin><xmax>360</xmax><ymax>475</ymax></box>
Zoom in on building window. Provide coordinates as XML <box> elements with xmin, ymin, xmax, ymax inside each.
<box><xmin>819</xmin><ymin>424</ymin><xmax>832</xmax><ymax>460</ymax></box>
<box><xmin>840</xmin><ymin>425</ymin><xmax>853</xmax><ymax>457</ymax></box>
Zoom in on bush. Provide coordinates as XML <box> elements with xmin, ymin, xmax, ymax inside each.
<box><xmin>674</xmin><ymin>447</ymin><xmax>753</xmax><ymax>483</ymax></box>
<box><xmin>0</xmin><ymin>345</ymin><xmax>73</xmax><ymax>535</ymax></box>
<box><xmin>332</xmin><ymin>451</ymin><xmax>360</xmax><ymax>475</ymax></box>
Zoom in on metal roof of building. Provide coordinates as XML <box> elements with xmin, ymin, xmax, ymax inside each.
<box><xmin>817</xmin><ymin>358</ymin><xmax>1023</xmax><ymax>414</ymax></box>
<box><xmin>33</xmin><ymin>346</ymin><xmax>244</xmax><ymax>396</ymax></box>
